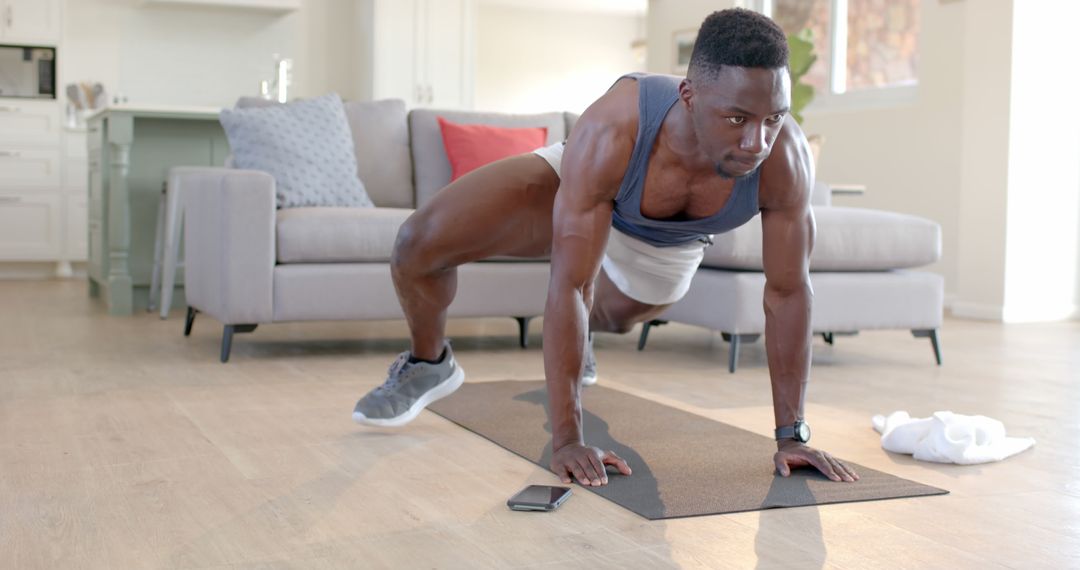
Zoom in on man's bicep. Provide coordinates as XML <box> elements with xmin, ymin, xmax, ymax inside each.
<box><xmin>548</xmin><ymin>116</ymin><xmax>627</xmax><ymax>288</ymax></box>
<box><xmin>761</xmin><ymin>203</ymin><xmax>815</xmax><ymax>292</ymax></box>
<box><xmin>549</xmin><ymin>184</ymin><xmax>613</xmax><ymax>288</ymax></box>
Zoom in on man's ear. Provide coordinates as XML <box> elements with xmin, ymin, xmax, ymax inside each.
<box><xmin>679</xmin><ymin>78</ymin><xmax>694</xmax><ymax>111</ymax></box>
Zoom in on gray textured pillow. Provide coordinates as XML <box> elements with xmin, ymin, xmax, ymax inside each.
<box><xmin>219</xmin><ymin>93</ymin><xmax>374</xmax><ymax>209</ymax></box>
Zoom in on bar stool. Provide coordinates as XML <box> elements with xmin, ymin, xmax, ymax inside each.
<box><xmin>148</xmin><ymin>167</ymin><xmax>190</xmax><ymax>319</ymax></box>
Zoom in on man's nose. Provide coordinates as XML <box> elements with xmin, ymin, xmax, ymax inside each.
<box><xmin>740</xmin><ymin>125</ymin><xmax>766</xmax><ymax>154</ymax></box>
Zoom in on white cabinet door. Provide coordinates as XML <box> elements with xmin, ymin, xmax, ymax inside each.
<box><xmin>367</xmin><ymin>0</ymin><xmax>473</xmax><ymax>109</ymax></box>
<box><xmin>421</xmin><ymin>0</ymin><xmax>466</xmax><ymax>109</ymax></box>
<box><xmin>63</xmin><ymin>131</ymin><xmax>88</xmax><ymax>192</ymax></box>
<box><xmin>0</xmin><ymin>100</ymin><xmax>61</xmax><ymax>146</ymax></box>
<box><xmin>0</xmin><ymin>193</ymin><xmax>61</xmax><ymax>260</ymax></box>
<box><xmin>2</xmin><ymin>0</ymin><xmax>60</xmax><ymax>45</ymax></box>
<box><xmin>371</xmin><ymin>0</ymin><xmax>419</xmax><ymax>104</ymax></box>
<box><xmin>0</xmin><ymin>146</ymin><xmax>61</xmax><ymax>189</ymax></box>
<box><xmin>64</xmin><ymin>194</ymin><xmax>87</xmax><ymax>261</ymax></box>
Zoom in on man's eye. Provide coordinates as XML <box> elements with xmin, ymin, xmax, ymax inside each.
<box><xmin>768</xmin><ymin>114</ymin><xmax>785</xmax><ymax>123</ymax></box>
<box><xmin>727</xmin><ymin>117</ymin><xmax>746</xmax><ymax>125</ymax></box>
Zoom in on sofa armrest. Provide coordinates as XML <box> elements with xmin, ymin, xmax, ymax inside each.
<box><xmin>179</xmin><ymin>167</ymin><xmax>276</xmax><ymax>324</ymax></box>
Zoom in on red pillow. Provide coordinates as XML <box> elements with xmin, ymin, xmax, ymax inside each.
<box><xmin>437</xmin><ymin>117</ymin><xmax>548</xmax><ymax>181</ymax></box>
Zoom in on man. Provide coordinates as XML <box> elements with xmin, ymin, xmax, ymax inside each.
<box><xmin>353</xmin><ymin>8</ymin><xmax>860</xmax><ymax>486</ymax></box>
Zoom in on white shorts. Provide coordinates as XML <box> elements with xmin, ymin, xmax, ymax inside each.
<box><xmin>533</xmin><ymin>141</ymin><xmax>707</xmax><ymax>306</ymax></box>
<box><xmin>533</xmin><ymin>141</ymin><xmax>565</xmax><ymax>176</ymax></box>
<box><xmin>601</xmin><ymin>228</ymin><xmax>707</xmax><ymax>305</ymax></box>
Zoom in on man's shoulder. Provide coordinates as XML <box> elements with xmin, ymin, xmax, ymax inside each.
<box><xmin>758</xmin><ymin>119</ymin><xmax>814</xmax><ymax>209</ymax></box>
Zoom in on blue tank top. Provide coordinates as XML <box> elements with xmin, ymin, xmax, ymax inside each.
<box><xmin>610</xmin><ymin>73</ymin><xmax>762</xmax><ymax>247</ymax></box>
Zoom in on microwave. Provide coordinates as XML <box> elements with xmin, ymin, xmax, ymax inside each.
<box><xmin>0</xmin><ymin>44</ymin><xmax>55</xmax><ymax>99</ymax></box>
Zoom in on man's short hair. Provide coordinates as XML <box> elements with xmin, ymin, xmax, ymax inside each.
<box><xmin>688</xmin><ymin>8</ymin><xmax>789</xmax><ymax>78</ymax></box>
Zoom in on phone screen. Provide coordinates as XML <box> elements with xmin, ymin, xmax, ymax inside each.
<box><xmin>508</xmin><ymin>485</ymin><xmax>572</xmax><ymax>509</ymax></box>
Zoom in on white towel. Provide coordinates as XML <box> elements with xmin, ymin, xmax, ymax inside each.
<box><xmin>871</xmin><ymin>411</ymin><xmax>1035</xmax><ymax>464</ymax></box>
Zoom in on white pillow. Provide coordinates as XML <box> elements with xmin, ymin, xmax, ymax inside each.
<box><xmin>219</xmin><ymin>93</ymin><xmax>374</xmax><ymax>209</ymax></box>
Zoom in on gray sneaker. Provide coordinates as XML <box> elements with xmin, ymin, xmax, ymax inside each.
<box><xmin>352</xmin><ymin>341</ymin><xmax>465</xmax><ymax>427</ymax></box>
<box><xmin>582</xmin><ymin>333</ymin><xmax>598</xmax><ymax>386</ymax></box>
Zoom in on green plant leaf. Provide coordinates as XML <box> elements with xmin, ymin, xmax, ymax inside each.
<box><xmin>787</xmin><ymin>29</ymin><xmax>818</xmax><ymax>124</ymax></box>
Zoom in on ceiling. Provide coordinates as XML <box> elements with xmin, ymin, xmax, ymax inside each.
<box><xmin>479</xmin><ymin>0</ymin><xmax>647</xmax><ymax>16</ymax></box>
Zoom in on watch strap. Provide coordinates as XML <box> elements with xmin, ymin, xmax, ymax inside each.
<box><xmin>774</xmin><ymin>425</ymin><xmax>796</xmax><ymax>440</ymax></box>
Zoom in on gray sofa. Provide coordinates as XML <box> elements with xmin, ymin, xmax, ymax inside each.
<box><xmin>179</xmin><ymin>98</ymin><xmax>943</xmax><ymax>366</ymax></box>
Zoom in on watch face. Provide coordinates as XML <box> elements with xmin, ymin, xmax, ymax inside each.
<box><xmin>796</xmin><ymin>422</ymin><xmax>811</xmax><ymax>442</ymax></box>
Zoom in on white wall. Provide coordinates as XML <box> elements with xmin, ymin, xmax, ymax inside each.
<box><xmin>62</xmin><ymin>0</ymin><xmax>357</xmax><ymax>108</ymax></box>
<box><xmin>474</xmin><ymin>4</ymin><xmax>644</xmax><ymax>114</ymax></box>
<box><xmin>951</xmin><ymin>0</ymin><xmax>1011</xmax><ymax>320</ymax></box>
<box><xmin>646</xmin><ymin>0</ymin><xmax>736</xmax><ymax>75</ymax></box>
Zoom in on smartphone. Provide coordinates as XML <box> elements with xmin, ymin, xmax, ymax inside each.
<box><xmin>506</xmin><ymin>485</ymin><xmax>572</xmax><ymax>512</ymax></box>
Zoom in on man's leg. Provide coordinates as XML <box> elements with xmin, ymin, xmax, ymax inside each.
<box><xmin>589</xmin><ymin>268</ymin><xmax>671</xmax><ymax>334</ymax></box>
<box><xmin>354</xmin><ymin>155</ymin><xmax>560</xmax><ymax>426</ymax></box>
<box><xmin>392</xmin><ymin>154</ymin><xmax>560</xmax><ymax>360</ymax></box>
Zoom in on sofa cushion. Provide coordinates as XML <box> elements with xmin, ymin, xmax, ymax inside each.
<box><xmin>701</xmin><ymin>206</ymin><xmax>942</xmax><ymax>271</ymax></box>
<box><xmin>344</xmin><ymin>99</ymin><xmax>414</xmax><ymax>209</ymax></box>
<box><xmin>276</xmin><ymin>207</ymin><xmax>413</xmax><ymax>264</ymax></box>
<box><xmin>438</xmin><ymin>117</ymin><xmax>548</xmax><ymax>181</ymax></box>
<box><xmin>410</xmin><ymin>108</ymin><xmax>566</xmax><ymax>206</ymax></box>
<box><xmin>233</xmin><ymin>97</ymin><xmax>414</xmax><ymax>209</ymax></box>
<box><xmin>221</xmin><ymin>93</ymin><xmax>374</xmax><ymax>209</ymax></box>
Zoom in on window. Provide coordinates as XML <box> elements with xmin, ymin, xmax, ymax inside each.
<box><xmin>753</xmin><ymin>0</ymin><xmax>921</xmax><ymax>109</ymax></box>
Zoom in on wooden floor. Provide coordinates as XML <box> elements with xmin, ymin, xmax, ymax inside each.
<box><xmin>1</xmin><ymin>280</ymin><xmax>1078</xmax><ymax>569</ymax></box>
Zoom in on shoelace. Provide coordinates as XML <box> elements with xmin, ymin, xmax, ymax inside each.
<box><xmin>375</xmin><ymin>352</ymin><xmax>411</xmax><ymax>393</ymax></box>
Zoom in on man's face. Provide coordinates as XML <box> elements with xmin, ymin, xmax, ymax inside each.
<box><xmin>681</xmin><ymin>66</ymin><xmax>791</xmax><ymax>179</ymax></box>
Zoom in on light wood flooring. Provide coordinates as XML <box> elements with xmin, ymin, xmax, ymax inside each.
<box><xmin>1</xmin><ymin>280</ymin><xmax>1078</xmax><ymax>569</ymax></box>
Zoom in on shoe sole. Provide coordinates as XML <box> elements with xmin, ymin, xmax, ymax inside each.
<box><xmin>352</xmin><ymin>365</ymin><xmax>466</xmax><ymax>427</ymax></box>
<box><xmin>581</xmin><ymin>372</ymin><xmax>598</xmax><ymax>386</ymax></box>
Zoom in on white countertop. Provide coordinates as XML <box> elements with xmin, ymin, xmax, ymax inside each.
<box><xmin>86</xmin><ymin>103</ymin><xmax>225</xmax><ymax>121</ymax></box>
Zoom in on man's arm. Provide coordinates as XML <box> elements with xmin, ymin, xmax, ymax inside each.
<box><xmin>760</xmin><ymin>120</ymin><xmax>859</xmax><ymax>482</ymax></box>
<box><xmin>543</xmin><ymin>86</ymin><xmax>635</xmax><ymax>487</ymax></box>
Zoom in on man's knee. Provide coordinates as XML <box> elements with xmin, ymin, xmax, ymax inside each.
<box><xmin>392</xmin><ymin>215</ymin><xmax>443</xmax><ymax>273</ymax></box>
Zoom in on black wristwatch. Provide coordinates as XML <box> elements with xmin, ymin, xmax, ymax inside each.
<box><xmin>775</xmin><ymin>420</ymin><xmax>811</xmax><ymax>443</ymax></box>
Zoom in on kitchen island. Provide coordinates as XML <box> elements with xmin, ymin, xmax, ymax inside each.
<box><xmin>87</xmin><ymin>105</ymin><xmax>229</xmax><ymax>315</ymax></box>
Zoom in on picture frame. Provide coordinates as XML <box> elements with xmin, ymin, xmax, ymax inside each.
<box><xmin>672</xmin><ymin>28</ymin><xmax>697</xmax><ymax>74</ymax></box>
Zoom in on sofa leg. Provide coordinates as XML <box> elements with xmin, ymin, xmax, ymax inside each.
<box><xmin>221</xmin><ymin>324</ymin><xmax>258</xmax><ymax>363</ymax></box>
<box><xmin>721</xmin><ymin>334</ymin><xmax>760</xmax><ymax>373</ymax></box>
<box><xmin>728</xmin><ymin>335</ymin><xmax>741</xmax><ymax>373</ymax></box>
<box><xmin>822</xmin><ymin>332</ymin><xmax>834</xmax><ymax>345</ymax></box>
<box><xmin>184</xmin><ymin>307</ymin><xmax>198</xmax><ymax>337</ymax></box>
<box><xmin>513</xmin><ymin>317</ymin><xmax>533</xmax><ymax>348</ymax></box>
<box><xmin>637</xmin><ymin>319</ymin><xmax>668</xmax><ymax>351</ymax></box>
<box><xmin>721</xmin><ymin>333</ymin><xmax>760</xmax><ymax>343</ymax></box>
<box><xmin>912</xmin><ymin>329</ymin><xmax>942</xmax><ymax>365</ymax></box>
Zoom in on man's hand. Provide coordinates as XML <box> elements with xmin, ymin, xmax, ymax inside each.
<box><xmin>773</xmin><ymin>440</ymin><xmax>860</xmax><ymax>482</ymax></box>
<box><xmin>552</xmin><ymin>442</ymin><xmax>632</xmax><ymax>487</ymax></box>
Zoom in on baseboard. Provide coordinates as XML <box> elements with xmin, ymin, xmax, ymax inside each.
<box><xmin>0</xmin><ymin>261</ymin><xmax>87</xmax><ymax>280</ymax></box>
<box><xmin>948</xmin><ymin>300</ymin><xmax>1004</xmax><ymax>321</ymax></box>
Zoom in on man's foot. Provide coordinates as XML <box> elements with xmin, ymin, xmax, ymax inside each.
<box><xmin>352</xmin><ymin>341</ymin><xmax>465</xmax><ymax>427</ymax></box>
<box><xmin>582</xmin><ymin>333</ymin><xmax>598</xmax><ymax>386</ymax></box>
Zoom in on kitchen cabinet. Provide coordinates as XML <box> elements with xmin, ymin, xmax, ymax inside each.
<box><xmin>0</xmin><ymin>98</ymin><xmax>62</xmax><ymax>263</ymax></box>
<box><xmin>0</xmin><ymin>193</ymin><xmax>61</xmax><ymax>259</ymax></box>
<box><xmin>360</xmin><ymin>0</ymin><xmax>476</xmax><ymax>109</ymax></box>
<box><xmin>0</xmin><ymin>100</ymin><xmax>62</xmax><ymax>146</ymax></box>
<box><xmin>0</xmin><ymin>0</ymin><xmax>60</xmax><ymax>45</ymax></box>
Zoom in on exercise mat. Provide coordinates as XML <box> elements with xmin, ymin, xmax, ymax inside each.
<box><xmin>428</xmin><ymin>380</ymin><xmax>948</xmax><ymax>519</ymax></box>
